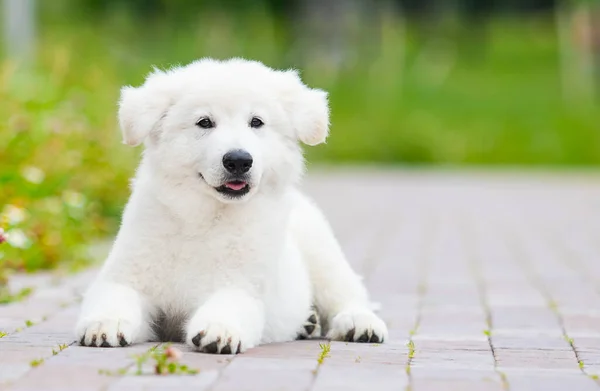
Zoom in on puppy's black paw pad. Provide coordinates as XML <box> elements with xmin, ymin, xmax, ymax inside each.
<box><xmin>296</xmin><ymin>307</ymin><xmax>322</xmax><ymax>340</ymax></box>
<box><xmin>191</xmin><ymin>332</ymin><xmax>204</xmax><ymax>347</ymax></box>
<box><xmin>202</xmin><ymin>341</ymin><xmax>219</xmax><ymax>354</ymax></box>
<box><xmin>118</xmin><ymin>333</ymin><xmax>129</xmax><ymax>347</ymax></box>
<box><xmin>221</xmin><ymin>344</ymin><xmax>232</xmax><ymax>354</ymax></box>
<box><xmin>344</xmin><ymin>328</ymin><xmax>355</xmax><ymax>342</ymax></box>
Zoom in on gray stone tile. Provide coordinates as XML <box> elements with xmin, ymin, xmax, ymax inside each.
<box><xmin>4</xmin><ymin>171</ymin><xmax>600</xmax><ymax>390</ymax></box>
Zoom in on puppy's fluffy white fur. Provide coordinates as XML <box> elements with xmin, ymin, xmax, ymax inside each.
<box><xmin>75</xmin><ymin>58</ymin><xmax>387</xmax><ymax>353</ymax></box>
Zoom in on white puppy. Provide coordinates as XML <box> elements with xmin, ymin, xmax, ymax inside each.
<box><xmin>75</xmin><ymin>58</ymin><xmax>387</xmax><ymax>354</ymax></box>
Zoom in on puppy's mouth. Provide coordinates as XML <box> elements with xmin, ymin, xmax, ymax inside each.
<box><xmin>215</xmin><ymin>180</ymin><xmax>250</xmax><ymax>197</ymax></box>
<box><xmin>198</xmin><ymin>173</ymin><xmax>250</xmax><ymax>198</ymax></box>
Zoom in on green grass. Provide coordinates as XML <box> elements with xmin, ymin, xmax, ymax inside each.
<box><xmin>317</xmin><ymin>342</ymin><xmax>331</xmax><ymax>365</ymax></box>
<box><xmin>1</xmin><ymin>5</ymin><xmax>599</xmax><ymax>276</ymax></box>
<box><xmin>0</xmin><ymin>287</ymin><xmax>33</xmax><ymax>304</ymax></box>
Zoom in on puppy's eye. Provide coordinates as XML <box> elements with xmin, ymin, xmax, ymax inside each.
<box><xmin>249</xmin><ymin>117</ymin><xmax>264</xmax><ymax>128</ymax></box>
<box><xmin>196</xmin><ymin>117</ymin><xmax>214</xmax><ymax>129</ymax></box>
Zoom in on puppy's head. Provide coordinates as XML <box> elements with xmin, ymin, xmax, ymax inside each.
<box><xmin>118</xmin><ymin>58</ymin><xmax>329</xmax><ymax>203</ymax></box>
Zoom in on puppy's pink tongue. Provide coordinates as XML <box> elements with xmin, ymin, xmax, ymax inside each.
<box><xmin>225</xmin><ymin>182</ymin><xmax>246</xmax><ymax>191</ymax></box>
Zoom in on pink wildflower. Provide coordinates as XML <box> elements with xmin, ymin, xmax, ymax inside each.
<box><xmin>164</xmin><ymin>346</ymin><xmax>182</xmax><ymax>361</ymax></box>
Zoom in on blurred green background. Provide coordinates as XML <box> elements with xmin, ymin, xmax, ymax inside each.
<box><xmin>1</xmin><ymin>0</ymin><xmax>599</xmax><ymax>288</ymax></box>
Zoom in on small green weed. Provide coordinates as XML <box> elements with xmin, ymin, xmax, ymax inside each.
<box><xmin>98</xmin><ymin>368</ymin><xmax>129</xmax><ymax>376</ymax></box>
<box><xmin>483</xmin><ymin>329</ymin><xmax>491</xmax><ymax>337</ymax></box>
<box><xmin>317</xmin><ymin>342</ymin><xmax>331</xmax><ymax>365</ymax></box>
<box><xmin>30</xmin><ymin>358</ymin><xmax>44</xmax><ymax>367</ymax></box>
<box><xmin>405</xmin><ymin>339</ymin><xmax>416</xmax><ymax>378</ymax></box>
<box><xmin>25</xmin><ymin>319</ymin><xmax>35</xmax><ymax>327</ymax></box>
<box><xmin>100</xmin><ymin>345</ymin><xmax>198</xmax><ymax>376</ymax></box>
<box><xmin>499</xmin><ymin>371</ymin><xmax>509</xmax><ymax>390</ymax></box>
<box><xmin>52</xmin><ymin>344</ymin><xmax>68</xmax><ymax>355</ymax></box>
<box><xmin>407</xmin><ymin>340</ymin><xmax>415</xmax><ymax>359</ymax></box>
<box><xmin>0</xmin><ymin>331</ymin><xmax>7</xmax><ymax>338</ymax></box>
<box><xmin>590</xmin><ymin>374</ymin><xmax>599</xmax><ymax>380</ymax></box>
<box><xmin>134</xmin><ymin>345</ymin><xmax>198</xmax><ymax>376</ymax></box>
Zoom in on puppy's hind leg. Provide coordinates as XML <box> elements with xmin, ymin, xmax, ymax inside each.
<box><xmin>290</xmin><ymin>193</ymin><xmax>388</xmax><ymax>344</ymax></box>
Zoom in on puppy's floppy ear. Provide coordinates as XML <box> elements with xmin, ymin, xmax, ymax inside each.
<box><xmin>279</xmin><ymin>70</ymin><xmax>330</xmax><ymax>146</ymax></box>
<box><xmin>118</xmin><ymin>70</ymin><xmax>174</xmax><ymax>147</ymax></box>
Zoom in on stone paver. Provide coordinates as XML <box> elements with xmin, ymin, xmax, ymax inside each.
<box><xmin>2</xmin><ymin>169</ymin><xmax>600</xmax><ymax>390</ymax></box>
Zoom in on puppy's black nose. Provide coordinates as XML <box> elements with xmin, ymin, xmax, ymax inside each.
<box><xmin>223</xmin><ymin>150</ymin><xmax>253</xmax><ymax>174</ymax></box>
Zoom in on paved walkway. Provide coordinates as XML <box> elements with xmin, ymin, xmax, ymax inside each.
<box><xmin>2</xmin><ymin>170</ymin><xmax>600</xmax><ymax>390</ymax></box>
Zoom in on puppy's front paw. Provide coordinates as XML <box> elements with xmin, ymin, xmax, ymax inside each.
<box><xmin>77</xmin><ymin>318</ymin><xmax>138</xmax><ymax>347</ymax></box>
<box><xmin>327</xmin><ymin>308</ymin><xmax>388</xmax><ymax>343</ymax></box>
<box><xmin>186</xmin><ymin>317</ymin><xmax>245</xmax><ymax>355</ymax></box>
